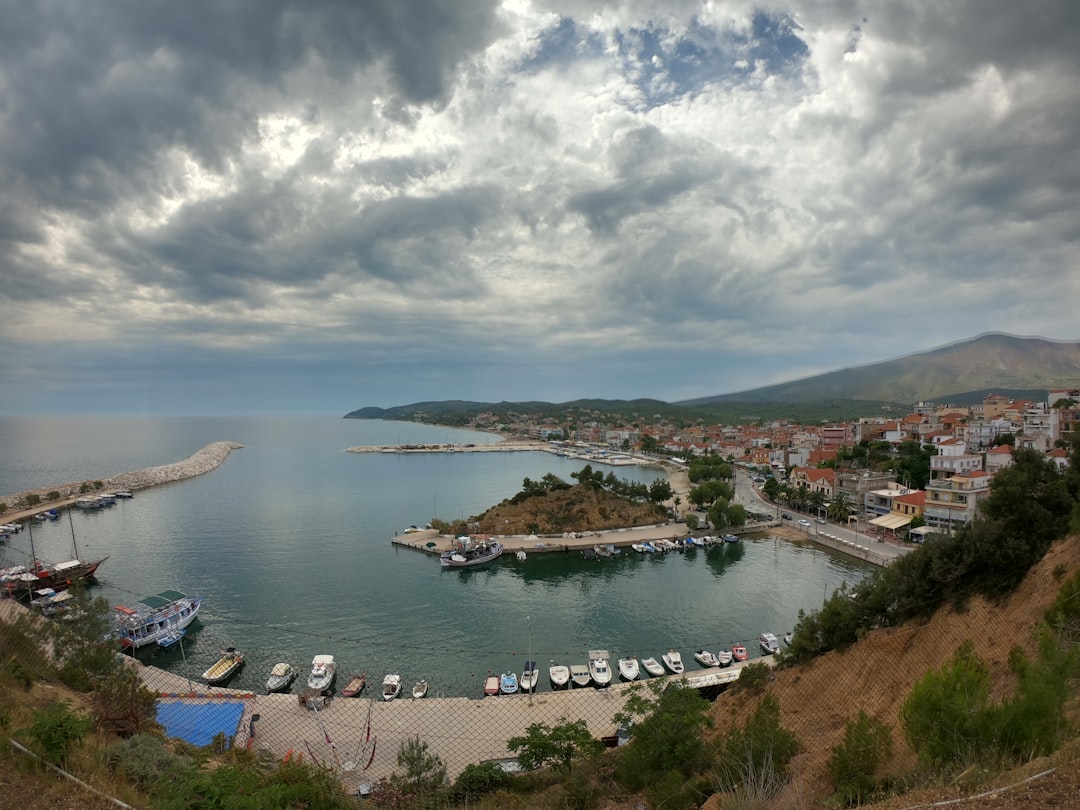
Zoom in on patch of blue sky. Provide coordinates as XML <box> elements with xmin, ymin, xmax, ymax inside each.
<box><xmin>519</xmin><ymin>17</ymin><xmax>606</xmax><ymax>75</ymax></box>
<box><xmin>616</xmin><ymin>14</ymin><xmax>808</xmax><ymax>108</ymax></box>
<box><xmin>516</xmin><ymin>13</ymin><xmax>808</xmax><ymax>110</ymax></box>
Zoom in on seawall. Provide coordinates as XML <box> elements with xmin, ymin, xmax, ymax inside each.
<box><xmin>0</xmin><ymin>441</ymin><xmax>244</xmax><ymax>523</ymax></box>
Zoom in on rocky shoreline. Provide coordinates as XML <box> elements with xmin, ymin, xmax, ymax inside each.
<box><xmin>0</xmin><ymin>441</ymin><xmax>244</xmax><ymax>523</ymax></box>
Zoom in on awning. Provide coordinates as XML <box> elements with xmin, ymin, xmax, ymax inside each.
<box><xmin>868</xmin><ymin>513</ymin><xmax>912</xmax><ymax>531</ymax></box>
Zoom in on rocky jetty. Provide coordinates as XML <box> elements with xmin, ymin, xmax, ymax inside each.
<box><xmin>0</xmin><ymin>441</ymin><xmax>243</xmax><ymax>521</ymax></box>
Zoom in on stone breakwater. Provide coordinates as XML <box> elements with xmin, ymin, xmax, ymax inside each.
<box><xmin>0</xmin><ymin>441</ymin><xmax>243</xmax><ymax>521</ymax></box>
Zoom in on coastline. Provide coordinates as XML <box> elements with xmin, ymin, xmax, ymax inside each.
<box><xmin>0</xmin><ymin>441</ymin><xmax>244</xmax><ymax>524</ymax></box>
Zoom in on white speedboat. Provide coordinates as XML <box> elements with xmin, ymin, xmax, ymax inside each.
<box><xmin>618</xmin><ymin>656</ymin><xmax>640</xmax><ymax>681</ymax></box>
<box><xmin>588</xmin><ymin>650</ymin><xmax>612</xmax><ymax>688</ymax></box>
<box><xmin>520</xmin><ymin>660</ymin><xmax>539</xmax><ymax>692</ymax></box>
<box><xmin>549</xmin><ymin>661</ymin><xmax>570</xmax><ymax>689</ymax></box>
<box><xmin>662</xmin><ymin>650</ymin><xmax>684</xmax><ymax>674</ymax></box>
<box><xmin>412</xmin><ymin>679</ymin><xmax>428</xmax><ymax>699</ymax></box>
<box><xmin>716</xmin><ymin>648</ymin><xmax>733</xmax><ymax>667</ymax></box>
<box><xmin>569</xmin><ymin>663</ymin><xmax>591</xmax><ymax>688</ymax></box>
<box><xmin>307</xmin><ymin>655</ymin><xmax>337</xmax><ymax>693</ymax></box>
<box><xmin>693</xmin><ymin>649</ymin><xmax>721</xmax><ymax>668</ymax></box>
<box><xmin>266</xmin><ymin>662</ymin><xmax>298</xmax><ymax>694</ymax></box>
<box><xmin>500</xmin><ymin>672</ymin><xmax>519</xmax><ymax>694</ymax></box>
<box><xmin>641</xmin><ymin>656</ymin><xmax>665</xmax><ymax>677</ymax></box>
<box><xmin>382</xmin><ymin>673</ymin><xmax>402</xmax><ymax>701</ymax></box>
<box><xmin>759</xmin><ymin>633</ymin><xmax>781</xmax><ymax>655</ymax></box>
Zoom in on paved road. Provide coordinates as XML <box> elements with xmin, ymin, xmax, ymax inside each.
<box><xmin>732</xmin><ymin>465</ymin><xmax>911</xmax><ymax>563</ymax></box>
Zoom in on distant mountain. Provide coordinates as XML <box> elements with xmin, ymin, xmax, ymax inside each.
<box><xmin>678</xmin><ymin>333</ymin><xmax>1080</xmax><ymax>407</ymax></box>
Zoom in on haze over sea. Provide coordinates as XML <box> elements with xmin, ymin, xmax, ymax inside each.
<box><xmin>0</xmin><ymin>415</ymin><xmax>870</xmax><ymax>695</ymax></box>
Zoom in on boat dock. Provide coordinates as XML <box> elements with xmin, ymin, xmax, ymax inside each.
<box><xmin>391</xmin><ymin>523</ymin><xmax>774</xmax><ymax>557</ymax></box>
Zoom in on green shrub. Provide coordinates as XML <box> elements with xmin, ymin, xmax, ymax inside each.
<box><xmin>453</xmin><ymin>761</ymin><xmax>512</xmax><ymax>798</ymax></box>
<box><xmin>828</xmin><ymin>710</ymin><xmax>893</xmax><ymax>805</ymax></box>
<box><xmin>614</xmin><ymin>682</ymin><xmax>714</xmax><ymax>789</ymax></box>
<box><xmin>734</xmin><ymin>661</ymin><xmax>772</xmax><ymax>695</ymax></box>
<box><xmin>24</xmin><ymin>493</ymin><xmax>41</xmax><ymax>506</ymax></box>
<box><xmin>103</xmin><ymin>733</ymin><xmax>197</xmax><ymax>794</ymax></box>
<box><xmin>22</xmin><ymin>700</ymin><xmax>93</xmax><ymax>765</ymax></box>
<box><xmin>901</xmin><ymin>642</ymin><xmax>993</xmax><ymax>768</ymax></box>
<box><xmin>508</xmin><ymin>718</ymin><xmax>603</xmax><ymax>773</ymax></box>
<box><xmin>715</xmin><ymin>694</ymin><xmax>798</xmax><ymax>792</ymax></box>
<box><xmin>47</xmin><ymin>490</ymin><xmax>61</xmax><ymax>501</ymax></box>
<box><xmin>391</xmin><ymin>735</ymin><xmax>447</xmax><ymax>794</ymax></box>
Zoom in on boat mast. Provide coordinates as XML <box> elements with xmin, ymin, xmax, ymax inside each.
<box><xmin>67</xmin><ymin>507</ymin><xmax>82</xmax><ymax>560</ymax></box>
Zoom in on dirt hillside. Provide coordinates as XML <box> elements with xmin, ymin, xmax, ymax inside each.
<box><xmin>467</xmin><ymin>484</ymin><xmax>669</xmax><ymax>535</ymax></box>
<box><xmin>704</xmin><ymin>535</ymin><xmax>1080</xmax><ymax>809</ymax></box>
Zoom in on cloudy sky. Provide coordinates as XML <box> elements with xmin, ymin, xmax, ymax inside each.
<box><xmin>2</xmin><ymin>1</ymin><xmax>1078</xmax><ymax>415</ymax></box>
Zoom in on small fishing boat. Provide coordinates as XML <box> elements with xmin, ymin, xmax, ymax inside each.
<box><xmin>341</xmin><ymin>672</ymin><xmax>368</xmax><ymax>697</ymax></box>
<box><xmin>549</xmin><ymin>661</ymin><xmax>570</xmax><ymax>689</ymax></box>
<box><xmin>520</xmin><ymin>660</ymin><xmax>539</xmax><ymax>692</ymax></box>
<box><xmin>588</xmin><ymin>650</ymin><xmax>612</xmax><ymax>688</ymax></box>
<box><xmin>716</xmin><ymin>648</ymin><xmax>733</xmax><ymax>667</ymax></box>
<box><xmin>382</xmin><ymin>673</ymin><xmax>402</xmax><ymax>701</ymax></box>
<box><xmin>723</xmin><ymin>534</ymin><xmax>741</xmax><ymax>543</ymax></box>
<box><xmin>662</xmin><ymin>650</ymin><xmax>684</xmax><ymax>674</ymax></box>
<box><xmin>307</xmin><ymin>655</ymin><xmax>337</xmax><ymax>694</ymax></box>
<box><xmin>641</xmin><ymin>656</ymin><xmax>665</xmax><ymax>677</ymax></box>
<box><xmin>618</xmin><ymin>656</ymin><xmax>640</xmax><ymax>681</ymax></box>
<box><xmin>569</xmin><ymin>663</ymin><xmax>591</xmax><ymax>688</ymax></box>
<box><xmin>440</xmin><ymin>536</ymin><xmax>504</xmax><ymax>568</ymax></box>
<box><xmin>202</xmin><ymin>648</ymin><xmax>244</xmax><ymax>685</ymax></box>
<box><xmin>484</xmin><ymin>674</ymin><xmax>500</xmax><ymax>696</ymax></box>
<box><xmin>499</xmin><ymin>671</ymin><xmax>519</xmax><ymax>695</ymax></box>
<box><xmin>783</xmin><ymin>631</ymin><xmax>794</xmax><ymax>647</ymax></box>
<box><xmin>157</xmin><ymin>627</ymin><xmax>186</xmax><ymax>649</ymax></box>
<box><xmin>266</xmin><ymin>662</ymin><xmax>298</xmax><ymax>694</ymax></box>
<box><xmin>412</xmin><ymin>679</ymin><xmax>428</xmax><ymax>699</ymax></box>
<box><xmin>693</xmin><ymin>649</ymin><xmax>721</xmax><ymax>668</ymax></box>
<box><xmin>760</xmin><ymin>633</ymin><xmax>781</xmax><ymax>655</ymax></box>
<box><xmin>731</xmin><ymin>644</ymin><xmax>748</xmax><ymax>662</ymax></box>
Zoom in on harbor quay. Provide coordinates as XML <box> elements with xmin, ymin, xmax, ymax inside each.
<box><xmin>131</xmin><ymin>645</ymin><xmax>758</xmax><ymax>791</ymax></box>
<box><xmin>391</xmin><ymin>523</ymin><xmax>773</xmax><ymax>557</ymax></box>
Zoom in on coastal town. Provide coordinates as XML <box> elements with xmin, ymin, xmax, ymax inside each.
<box><xmin>407</xmin><ymin>388</ymin><xmax>1080</xmax><ymax>544</ymax></box>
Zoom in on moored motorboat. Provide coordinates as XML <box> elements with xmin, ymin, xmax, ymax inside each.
<box><xmin>520</xmin><ymin>660</ymin><xmax>539</xmax><ymax>692</ymax></box>
<box><xmin>113</xmin><ymin>590</ymin><xmax>203</xmax><ymax>649</ymax></box>
<box><xmin>307</xmin><ymin>655</ymin><xmax>337</xmax><ymax>694</ymax></box>
<box><xmin>723</xmin><ymin>534</ymin><xmax>741</xmax><ymax>543</ymax></box>
<box><xmin>618</xmin><ymin>656</ymin><xmax>640</xmax><ymax>681</ymax></box>
<box><xmin>783</xmin><ymin>631</ymin><xmax>794</xmax><ymax>647</ymax></box>
<box><xmin>731</xmin><ymin>644</ymin><xmax>748</xmax><ymax>662</ymax></box>
<box><xmin>759</xmin><ymin>633</ymin><xmax>780</xmax><ymax>655</ymax></box>
<box><xmin>484</xmin><ymin>674</ymin><xmax>500</xmax><ymax>696</ymax></box>
<box><xmin>716</xmin><ymin>648</ymin><xmax>733</xmax><ymax>667</ymax></box>
<box><xmin>202</xmin><ymin>648</ymin><xmax>244</xmax><ymax>685</ymax></box>
<box><xmin>641</xmin><ymin>656</ymin><xmax>665</xmax><ymax>677</ymax></box>
<box><xmin>412</xmin><ymin>679</ymin><xmax>428</xmax><ymax>699</ymax></box>
<box><xmin>440</xmin><ymin>536</ymin><xmax>504</xmax><ymax>568</ymax></box>
<box><xmin>266</xmin><ymin>662</ymin><xmax>298</xmax><ymax>694</ymax></box>
<box><xmin>500</xmin><ymin>671</ymin><xmax>519</xmax><ymax>694</ymax></box>
<box><xmin>588</xmin><ymin>650</ymin><xmax>612</xmax><ymax>687</ymax></box>
<box><xmin>341</xmin><ymin>672</ymin><xmax>368</xmax><ymax>697</ymax></box>
<box><xmin>569</xmin><ymin>663</ymin><xmax>591</xmax><ymax>688</ymax></box>
<box><xmin>156</xmin><ymin>627</ymin><xmax>186</xmax><ymax>649</ymax></box>
<box><xmin>662</xmin><ymin>649</ymin><xmax>684</xmax><ymax>674</ymax></box>
<box><xmin>549</xmin><ymin>661</ymin><xmax>570</xmax><ymax>689</ymax></box>
<box><xmin>382</xmin><ymin>673</ymin><xmax>402</xmax><ymax>701</ymax></box>
<box><xmin>693</xmin><ymin>649</ymin><xmax>721</xmax><ymax>668</ymax></box>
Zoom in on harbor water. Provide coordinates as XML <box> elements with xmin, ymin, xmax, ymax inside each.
<box><xmin>0</xmin><ymin>415</ymin><xmax>871</xmax><ymax>696</ymax></box>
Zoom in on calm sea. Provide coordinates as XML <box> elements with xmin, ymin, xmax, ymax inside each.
<box><xmin>0</xmin><ymin>415</ymin><xmax>870</xmax><ymax>696</ymax></box>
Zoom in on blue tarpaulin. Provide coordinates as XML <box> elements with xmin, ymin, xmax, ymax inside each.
<box><xmin>157</xmin><ymin>699</ymin><xmax>247</xmax><ymax>747</ymax></box>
